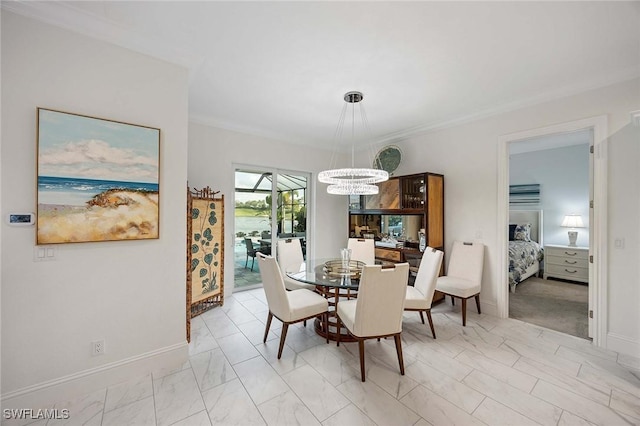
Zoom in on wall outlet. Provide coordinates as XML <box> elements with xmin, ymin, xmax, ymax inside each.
<box><xmin>91</xmin><ymin>339</ymin><xmax>105</xmax><ymax>356</ymax></box>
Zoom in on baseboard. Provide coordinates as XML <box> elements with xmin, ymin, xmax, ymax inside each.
<box><xmin>1</xmin><ymin>341</ymin><xmax>188</xmax><ymax>410</ymax></box>
<box><xmin>606</xmin><ymin>332</ymin><xmax>640</xmax><ymax>358</ymax></box>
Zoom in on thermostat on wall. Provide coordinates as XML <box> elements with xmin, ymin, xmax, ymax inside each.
<box><xmin>7</xmin><ymin>213</ymin><xmax>35</xmax><ymax>226</ymax></box>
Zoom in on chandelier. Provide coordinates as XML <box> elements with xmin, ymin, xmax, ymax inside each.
<box><xmin>318</xmin><ymin>91</ymin><xmax>389</xmax><ymax>195</ymax></box>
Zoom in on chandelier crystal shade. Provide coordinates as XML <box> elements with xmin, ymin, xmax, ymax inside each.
<box><xmin>318</xmin><ymin>91</ymin><xmax>389</xmax><ymax>195</ymax></box>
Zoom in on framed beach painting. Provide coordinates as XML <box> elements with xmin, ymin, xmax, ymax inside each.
<box><xmin>36</xmin><ymin>108</ymin><xmax>160</xmax><ymax>244</ymax></box>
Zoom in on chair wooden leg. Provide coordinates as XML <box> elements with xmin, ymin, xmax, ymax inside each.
<box><xmin>451</xmin><ymin>296</ymin><xmax>455</xmax><ymax>305</ymax></box>
<box><xmin>426</xmin><ymin>309</ymin><xmax>436</xmax><ymax>339</ymax></box>
<box><xmin>324</xmin><ymin>313</ymin><xmax>329</xmax><ymax>344</ymax></box>
<box><xmin>419</xmin><ymin>311</ymin><xmax>425</xmax><ymax>324</ymax></box>
<box><xmin>461</xmin><ymin>298</ymin><xmax>467</xmax><ymax>326</ymax></box>
<box><xmin>263</xmin><ymin>312</ymin><xmax>273</xmax><ymax>343</ymax></box>
<box><xmin>303</xmin><ymin>320</ymin><xmax>307</xmax><ymax>327</ymax></box>
<box><xmin>278</xmin><ymin>323</ymin><xmax>289</xmax><ymax>359</ymax></box>
<box><xmin>394</xmin><ymin>334</ymin><xmax>405</xmax><ymax>376</ymax></box>
<box><xmin>475</xmin><ymin>294</ymin><xmax>481</xmax><ymax>314</ymax></box>
<box><xmin>336</xmin><ymin>315</ymin><xmax>342</xmax><ymax>347</ymax></box>
<box><xmin>358</xmin><ymin>339</ymin><xmax>366</xmax><ymax>382</ymax></box>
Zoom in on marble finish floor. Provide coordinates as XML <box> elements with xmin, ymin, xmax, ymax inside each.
<box><xmin>17</xmin><ymin>289</ymin><xmax>640</xmax><ymax>426</ymax></box>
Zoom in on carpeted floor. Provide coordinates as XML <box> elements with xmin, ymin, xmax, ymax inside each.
<box><xmin>509</xmin><ymin>276</ymin><xmax>590</xmax><ymax>339</ymax></box>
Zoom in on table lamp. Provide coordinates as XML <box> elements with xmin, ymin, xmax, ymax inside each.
<box><xmin>561</xmin><ymin>214</ymin><xmax>584</xmax><ymax>247</ymax></box>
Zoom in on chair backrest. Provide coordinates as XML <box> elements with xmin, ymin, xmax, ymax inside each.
<box><xmin>352</xmin><ymin>263</ymin><xmax>409</xmax><ymax>337</ymax></box>
<box><xmin>447</xmin><ymin>241</ymin><xmax>485</xmax><ymax>284</ymax></box>
<box><xmin>277</xmin><ymin>238</ymin><xmax>304</xmax><ymax>275</ymax></box>
<box><xmin>347</xmin><ymin>238</ymin><xmax>375</xmax><ymax>265</ymax></box>
<box><xmin>413</xmin><ymin>247</ymin><xmax>444</xmax><ymax>306</ymax></box>
<box><xmin>244</xmin><ymin>238</ymin><xmax>255</xmax><ymax>252</ymax></box>
<box><xmin>256</xmin><ymin>253</ymin><xmax>290</xmax><ymax>318</ymax></box>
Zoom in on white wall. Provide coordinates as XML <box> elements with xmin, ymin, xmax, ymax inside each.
<box><xmin>187</xmin><ymin>122</ymin><xmax>348</xmax><ymax>299</ymax></box>
<box><xmin>394</xmin><ymin>77</ymin><xmax>640</xmax><ymax>356</ymax></box>
<box><xmin>1</xmin><ymin>12</ymin><xmax>189</xmax><ymax>403</ymax></box>
<box><xmin>510</xmin><ymin>144</ymin><xmax>590</xmax><ymax>246</ymax></box>
<box><xmin>607</xmin><ymin>122</ymin><xmax>640</xmax><ymax>354</ymax></box>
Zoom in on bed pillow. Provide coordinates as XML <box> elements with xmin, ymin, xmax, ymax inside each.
<box><xmin>508</xmin><ymin>224</ymin><xmax>517</xmax><ymax>241</ymax></box>
<box><xmin>513</xmin><ymin>223</ymin><xmax>532</xmax><ymax>242</ymax></box>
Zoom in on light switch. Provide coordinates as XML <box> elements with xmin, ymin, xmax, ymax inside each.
<box><xmin>614</xmin><ymin>238</ymin><xmax>625</xmax><ymax>249</ymax></box>
<box><xmin>34</xmin><ymin>246</ymin><xmax>57</xmax><ymax>261</ymax></box>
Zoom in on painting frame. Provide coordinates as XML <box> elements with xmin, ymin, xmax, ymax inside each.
<box><xmin>36</xmin><ymin>108</ymin><xmax>161</xmax><ymax>244</ymax></box>
<box><xmin>509</xmin><ymin>184</ymin><xmax>541</xmax><ymax>206</ymax></box>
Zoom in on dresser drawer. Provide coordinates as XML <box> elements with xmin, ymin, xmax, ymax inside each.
<box><xmin>544</xmin><ymin>263</ymin><xmax>588</xmax><ymax>282</ymax></box>
<box><xmin>545</xmin><ymin>246</ymin><xmax>588</xmax><ymax>260</ymax></box>
<box><xmin>545</xmin><ymin>255</ymin><xmax>589</xmax><ymax>269</ymax></box>
<box><xmin>375</xmin><ymin>247</ymin><xmax>402</xmax><ymax>262</ymax></box>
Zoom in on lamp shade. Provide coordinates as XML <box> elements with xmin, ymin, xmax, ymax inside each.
<box><xmin>561</xmin><ymin>214</ymin><xmax>584</xmax><ymax>228</ymax></box>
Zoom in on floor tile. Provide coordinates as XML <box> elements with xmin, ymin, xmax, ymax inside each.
<box><xmin>153</xmin><ymin>369</ymin><xmax>205</xmax><ymax>426</ymax></box>
<box><xmin>216</xmin><ymin>332</ymin><xmax>261</xmax><ymax>365</ymax></box>
<box><xmin>190</xmin><ymin>347</ymin><xmax>237</xmax><ymax>392</ymax></box>
<box><xmin>320</xmin><ymin>404</ymin><xmax>376</xmax><ymax>426</ymax></box>
<box><xmin>608</xmin><ymin>389</ymin><xmax>640</xmax><ymax>422</ymax></box>
<box><xmin>257</xmin><ymin>390</ymin><xmax>321</xmax><ymax>426</ymax></box>
<box><xmin>456</xmin><ymin>350</ymin><xmax>537</xmax><ymax>393</ymax></box>
<box><xmin>104</xmin><ymin>374</ymin><xmax>153</xmax><ymax>413</ymax></box>
<box><xmin>201</xmin><ymin>378</ymin><xmax>265</xmax><ymax>425</ymax></box>
<box><xmin>399</xmin><ymin>385</ymin><xmax>485</xmax><ymax>426</ymax></box>
<box><xmin>48</xmin><ymin>388</ymin><xmax>105</xmax><ymax>426</ymax></box>
<box><xmin>171</xmin><ymin>410</ymin><xmax>212</xmax><ymax>426</ymax></box>
<box><xmin>233</xmin><ymin>356</ymin><xmax>290</xmax><ymax>405</ymax></box>
<box><xmin>405</xmin><ymin>359</ymin><xmax>484</xmax><ymax>413</ymax></box>
<box><xmin>101</xmin><ymin>396</ymin><xmax>155</xmax><ymax>426</ymax></box>
<box><xmin>531</xmin><ymin>380</ymin><xmax>630</xmax><ymax>425</ymax></box>
<box><xmin>463</xmin><ymin>370</ymin><xmax>562</xmax><ymax>426</ymax></box>
<box><xmin>337</xmin><ymin>378</ymin><xmax>421</xmax><ymax>426</ymax></box>
<box><xmin>282</xmin><ymin>364</ymin><xmax>350</xmax><ymax>421</ymax></box>
<box><xmin>513</xmin><ymin>356</ymin><xmax>611</xmax><ymax>405</ymax></box>
<box><xmin>472</xmin><ymin>397</ymin><xmax>539</xmax><ymax>426</ymax></box>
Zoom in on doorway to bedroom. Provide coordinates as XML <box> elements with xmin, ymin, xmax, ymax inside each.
<box><xmin>498</xmin><ymin>115</ymin><xmax>607</xmax><ymax>344</ymax></box>
<box><xmin>507</xmin><ymin>130</ymin><xmax>591</xmax><ymax>339</ymax></box>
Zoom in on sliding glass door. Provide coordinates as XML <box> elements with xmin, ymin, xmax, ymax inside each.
<box><xmin>233</xmin><ymin>166</ymin><xmax>310</xmax><ymax>291</ymax></box>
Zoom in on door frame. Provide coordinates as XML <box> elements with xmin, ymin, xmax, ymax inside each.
<box><xmin>232</xmin><ymin>164</ymin><xmax>313</xmax><ymax>286</ymax></box>
<box><xmin>496</xmin><ymin>115</ymin><xmax>608</xmax><ymax>345</ymax></box>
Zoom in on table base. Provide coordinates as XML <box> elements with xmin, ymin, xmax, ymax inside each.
<box><xmin>313</xmin><ymin>315</ymin><xmax>356</xmax><ymax>342</ymax></box>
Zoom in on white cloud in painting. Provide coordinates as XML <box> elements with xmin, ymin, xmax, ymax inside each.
<box><xmin>39</xmin><ymin>139</ymin><xmax>158</xmax><ymax>182</ymax></box>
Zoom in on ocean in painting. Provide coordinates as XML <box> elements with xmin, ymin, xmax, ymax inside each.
<box><xmin>38</xmin><ymin>176</ymin><xmax>159</xmax><ymax>206</ymax></box>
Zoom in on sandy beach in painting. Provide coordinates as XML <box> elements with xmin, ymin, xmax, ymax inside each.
<box><xmin>38</xmin><ymin>189</ymin><xmax>159</xmax><ymax>243</ymax></box>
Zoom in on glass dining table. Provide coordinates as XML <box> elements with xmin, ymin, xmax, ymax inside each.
<box><xmin>285</xmin><ymin>257</ymin><xmax>395</xmax><ymax>342</ymax></box>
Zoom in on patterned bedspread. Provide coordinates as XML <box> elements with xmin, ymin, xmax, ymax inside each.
<box><xmin>508</xmin><ymin>241</ymin><xmax>544</xmax><ymax>287</ymax></box>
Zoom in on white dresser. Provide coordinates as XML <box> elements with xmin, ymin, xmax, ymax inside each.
<box><xmin>543</xmin><ymin>244</ymin><xmax>589</xmax><ymax>283</ymax></box>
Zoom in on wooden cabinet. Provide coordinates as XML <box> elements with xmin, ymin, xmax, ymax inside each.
<box><xmin>364</xmin><ymin>178</ymin><xmax>400</xmax><ymax>209</ymax></box>
<box><xmin>349</xmin><ymin>172</ymin><xmax>444</xmax><ymax>304</ymax></box>
<box><xmin>349</xmin><ymin>172</ymin><xmax>444</xmax><ymax>251</ymax></box>
<box><xmin>543</xmin><ymin>245</ymin><xmax>589</xmax><ymax>283</ymax></box>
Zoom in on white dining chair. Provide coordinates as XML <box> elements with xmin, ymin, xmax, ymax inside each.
<box><xmin>435</xmin><ymin>241</ymin><xmax>485</xmax><ymax>326</ymax></box>
<box><xmin>347</xmin><ymin>238</ymin><xmax>375</xmax><ymax>265</ymax></box>
<box><xmin>336</xmin><ymin>263</ymin><xmax>409</xmax><ymax>382</ymax></box>
<box><xmin>277</xmin><ymin>238</ymin><xmax>315</xmax><ymax>291</ymax></box>
<box><xmin>404</xmin><ymin>247</ymin><xmax>444</xmax><ymax>338</ymax></box>
<box><xmin>257</xmin><ymin>253</ymin><xmax>329</xmax><ymax>358</ymax></box>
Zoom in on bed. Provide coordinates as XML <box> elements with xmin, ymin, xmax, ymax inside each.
<box><xmin>509</xmin><ymin>210</ymin><xmax>544</xmax><ymax>293</ymax></box>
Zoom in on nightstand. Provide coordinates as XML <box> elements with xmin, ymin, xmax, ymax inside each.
<box><xmin>543</xmin><ymin>244</ymin><xmax>589</xmax><ymax>283</ymax></box>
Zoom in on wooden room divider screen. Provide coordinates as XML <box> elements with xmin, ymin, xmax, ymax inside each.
<box><xmin>186</xmin><ymin>185</ymin><xmax>224</xmax><ymax>342</ymax></box>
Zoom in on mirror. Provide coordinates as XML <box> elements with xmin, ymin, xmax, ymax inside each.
<box><xmin>349</xmin><ymin>214</ymin><xmax>423</xmax><ymax>242</ymax></box>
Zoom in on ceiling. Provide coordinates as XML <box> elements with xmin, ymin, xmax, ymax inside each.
<box><xmin>4</xmin><ymin>1</ymin><xmax>640</xmax><ymax>150</ymax></box>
